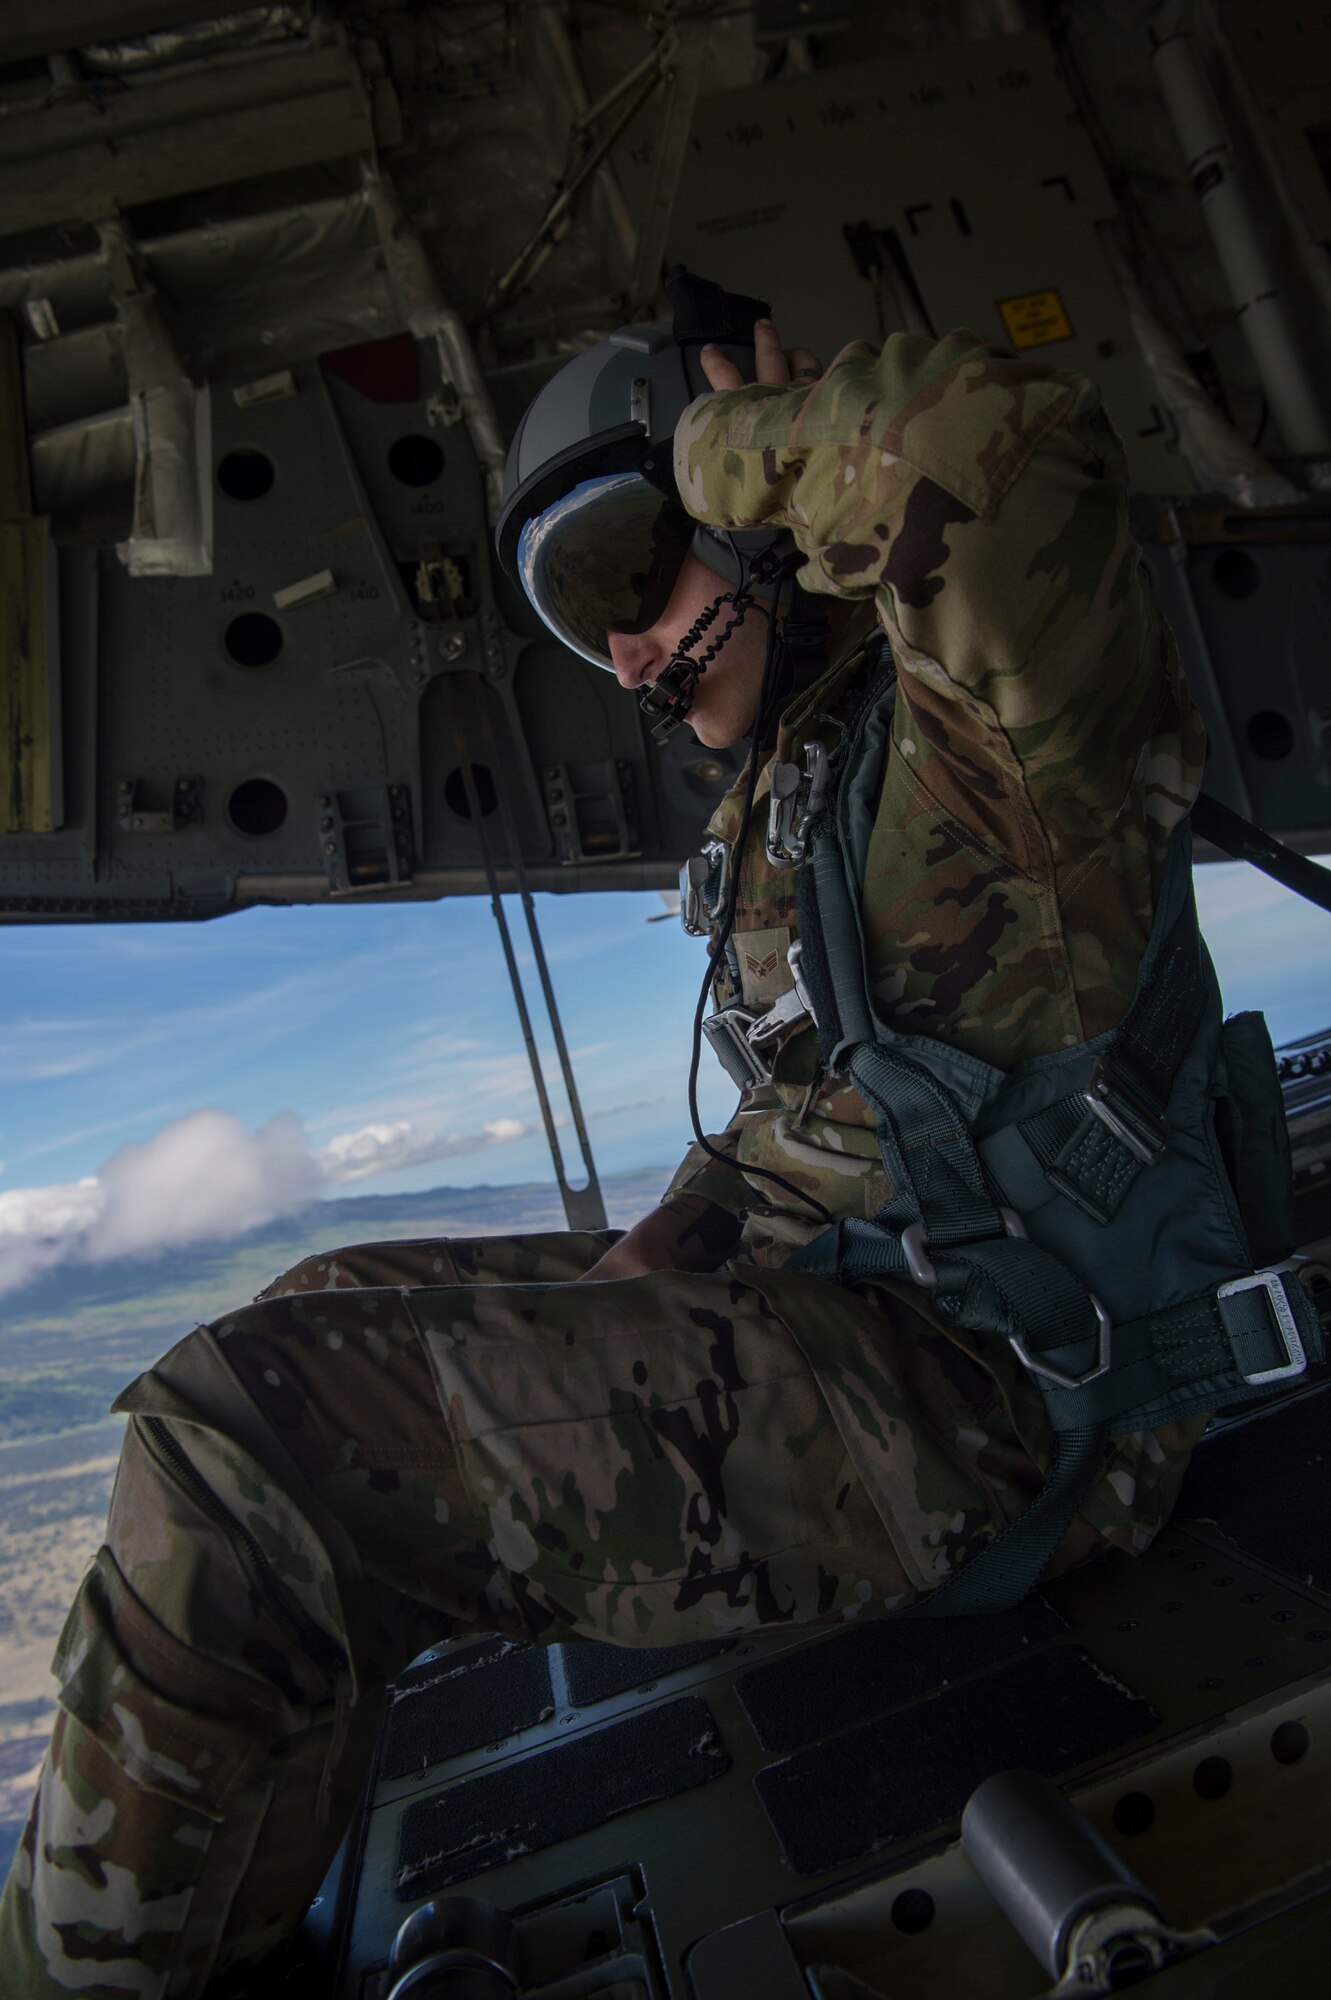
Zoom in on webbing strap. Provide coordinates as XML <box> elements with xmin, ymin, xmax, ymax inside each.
<box><xmin>785</xmin><ymin>711</ymin><xmax>1321</xmax><ymax>1618</ymax></box>
<box><xmin>791</xmin><ymin>799</ymin><xmax>1113</xmax><ymax>1612</ymax></box>
<box><xmin>1111</xmin><ymin>902</ymin><xmax>1208</xmax><ymax>1125</ymax></box>
<box><xmin>1193</xmin><ymin>793</ymin><xmax>1331</xmax><ymax>915</ymax></box>
<box><xmin>786</xmin><ymin>1260</ymin><xmax>1321</xmax><ymax>1616</ymax></box>
<box><xmin>1020</xmin><ymin>901</ymin><xmax>1208</xmax><ymax>1222</ymax></box>
<box><xmin>906</xmin><ymin>1424</ymin><xmax>1108</xmax><ymax>1618</ymax></box>
<box><xmin>1022</xmin><ymin>1099</ymin><xmax>1141</xmax><ymax>1223</ymax></box>
<box><xmin>848</xmin><ymin>1043</ymin><xmax>1003</xmax><ymax>1250</ymax></box>
<box><xmin>1042</xmin><ymin>1267</ymin><xmax>1323</xmax><ymax>1433</ymax></box>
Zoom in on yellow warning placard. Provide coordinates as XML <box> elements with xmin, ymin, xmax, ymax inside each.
<box><xmin>997</xmin><ymin>289</ymin><xmax>1074</xmax><ymax>350</ymax></box>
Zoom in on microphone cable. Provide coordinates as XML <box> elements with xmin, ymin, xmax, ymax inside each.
<box><xmin>684</xmin><ymin>571</ymin><xmax>835</xmax><ymax>1227</ymax></box>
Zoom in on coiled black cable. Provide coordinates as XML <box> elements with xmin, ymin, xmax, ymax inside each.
<box><xmin>684</xmin><ymin>574</ymin><xmax>835</xmax><ymax>1227</ymax></box>
<box><xmin>667</xmin><ymin>582</ymin><xmax>756</xmax><ymax>681</ymax></box>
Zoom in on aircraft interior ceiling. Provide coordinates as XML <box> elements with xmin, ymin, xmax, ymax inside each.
<box><xmin>0</xmin><ymin>0</ymin><xmax>1328</xmax><ymax>924</ymax></box>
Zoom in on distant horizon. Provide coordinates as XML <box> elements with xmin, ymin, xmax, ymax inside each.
<box><xmin>2</xmin><ymin>861</ymin><xmax>1329</xmax><ymax>1305</ymax></box>
<box><xmin>0</xmin><ymin>1164</ymin><xmax>670</xmax><ymax>1328</ymax></box>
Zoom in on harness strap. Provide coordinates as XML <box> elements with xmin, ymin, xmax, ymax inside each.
<box><xmin>789</xmin><ymin>1231</ymin><xmax>1320</xmax><ymax>1428</ymax></box>
<box><xmin>785</xmin><ymin>1244</ymin><xmax>1322</xmax><ymax>1613</ymax></box>
<box><xmin>1193</xmin><ymin>793</ymin><xmax>1331</xmax><ymax>916</ymax></box>
<box><xmin>907</xmin><ymin>1424</ymin><xmax>1109</xmax><ymax>1618</ymax></box>
<box><xmin>1020</xmin><ymin>901</ymin><xmax>1208</xmax><ymax>1221</ymax></box>
<box><xmin>1039</xmin><ymin>1265</ymin><xmax>1321</xmax><ymax>1434</ymax></box>
<box><xmin>785</xmin><ymin>673</ymin><xmax>1326</xmax><ymax>1617</ymax></box>
<box><xmin>1021</xmin><ymin>1099</ymin><xmax>1142</xmax><ymax>1223</ymax></box>
<box><xmin>905</xmin><ymin>1264</ymin><xmax>1320</xmax><ymax>1618</ymax></box>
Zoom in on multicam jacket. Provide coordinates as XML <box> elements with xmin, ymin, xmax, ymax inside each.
<box><xmin>664</xmin><ymin>327</ymin><xmax>1206</xmax><ymax>1266</ymax></box>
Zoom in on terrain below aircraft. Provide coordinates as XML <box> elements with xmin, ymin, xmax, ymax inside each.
<box><xmin>2</xmin><ymin>2</ymin><xmax>1331</xmax><ymax>1994</ymax></box>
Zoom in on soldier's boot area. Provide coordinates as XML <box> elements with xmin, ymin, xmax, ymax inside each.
<box><xmin>0</xmin><ymin>1230</ymin><xmax>1196</xmax><ymax>1996</ymax></box>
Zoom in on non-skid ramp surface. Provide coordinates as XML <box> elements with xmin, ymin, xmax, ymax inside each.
<box><xmin>735</xmin><ymin>1597</ymin><xmax>1065</xmax><ymax>1754</ymax></box>
<box><xmin>380</xmin><ymin>1637</ymin><xmax>554</xmax><ymax>1780</ymax></box>
<box><xmin>561</xmin><ymin>1636</ymin><xmax>733</xmax><ymax>1708</ymax></box>
<box><xmin>1177</xmin><ymin>1381</ymin><xmax>1331</xmax><ymax>1591</ymax></box>
<box><xmin>394</xmin><ymin>1695</ymin><xmax>731</xmax><ymax>1897</ymax></box>
<box><xmin>754</xmin><ymin>1645</ymin><xmax>1158</xmax><ymax>1875</ymax></box>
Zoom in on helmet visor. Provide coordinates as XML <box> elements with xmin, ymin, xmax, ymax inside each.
<box><xmin>517</xmin><ymin>471</ymin><xmax>696</xmax><ymax>671</ymax></box>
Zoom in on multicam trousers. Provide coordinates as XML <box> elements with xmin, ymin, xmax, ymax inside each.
<box><xmin>0</xmin><ymin>1228</ymin><xmax>1202</xmax><ymax>1997</ymax></box>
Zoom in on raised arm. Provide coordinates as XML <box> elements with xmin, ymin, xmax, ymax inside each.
<box><xmin>675</xmin><ymin>324</ymin><xmax>1203</xmax><ymax>879</ymax></box>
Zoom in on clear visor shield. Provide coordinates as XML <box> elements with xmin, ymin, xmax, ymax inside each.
<box><xmin>517</xmin><ymin>470</ymin><xmax>697</xmax><ymax>672</ymax></box>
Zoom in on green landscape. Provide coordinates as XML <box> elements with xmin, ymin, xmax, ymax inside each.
<box><xmin>0</xmin><ymin>1169</ymin><xmax>664</xmax><ymax>1874</ymax></box>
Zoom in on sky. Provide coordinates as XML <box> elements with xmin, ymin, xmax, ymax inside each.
<box><xmin>0</xmin><ymin>859</ymin><xmax>1327</xmax><ymax>1297</ymax></box>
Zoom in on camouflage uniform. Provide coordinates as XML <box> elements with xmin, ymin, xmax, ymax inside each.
<box><xmin>0</xmin><ymin>330</ymin><xmax>1208</xmax><ymax>1996</ymax></box>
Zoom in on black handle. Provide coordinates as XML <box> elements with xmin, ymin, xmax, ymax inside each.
<box><xmin>665</xmin><ymin>263</ymin><xmax>772</xmax><ymax>346</ymax></box>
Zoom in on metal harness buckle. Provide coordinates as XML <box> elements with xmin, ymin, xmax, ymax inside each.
<box><xmin>900</xmin><ymin>1210</ymin><xmax>1114</xmax><ymax>1391</ymax></box>
<box><xmin>766</xmin><ymin>740</ymin><xmax>830</xmax><ymax>866</ymax></box>
<box><xmin>702</xmin><ymin>944</ymin><xmax>816</xmax><ymax>1091</ymax></box>
<box><xmin>745</xmin><ymin>982</ymin><xmax>812</xmax><ymax>1049</ymax></box>
<box><xmin>679</xmin><ymin>836</ymin><xmax>730</xmax><ymax>937</ymax></box>
<box><xmin>701</xmin><ymin>1006</ymin><xmax>773</xmax><ymax>1091</ymax></box>
<box><xmin>1010</xmin><ymin>1295</ymin><xmax>1114</xmax><ymax>1392</ymax></box>
<box><xmin>901</xmin><ymin>1207</ymin><xmax>1028</xmax><ymax>1287</ymax></box>
<box><xmin>1218</xmin><ymin>1264</ymin><xmax>1308</xmax><ymax>1385</ymax></box>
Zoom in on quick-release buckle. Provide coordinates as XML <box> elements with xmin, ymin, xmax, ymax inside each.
<box><xmin>679</xmin><ymin>836</ymin><xmax>730</xmax><ymax>937</ymax></box>
<box><xmin>745</xmin><ymin>982</ymin><xmax>812</xmax><ymax>1049</ymax></box>
<box><xmin>900</xmin><ymin>1210</ymin><xmax>1113</xmax><ymax>1391</ymax></box>
<box><xmin>1218</xmin><ymin>1264</ymin><xmax>1308</xmax><ymax>1385</ymax></box>
<box><xmin>702</xmin><ymin>943</ymin><xmax>815</xmax><ymax>1091</ymax></box>
<box><xmin>680</xmin><ymin>854</ymin><xmax>710</xmax><ymax>936</ymax></box>
<box><xmin>1082</xmin><ymin>1053</ymin><xmax>1170</xmax><ymax>1166</ymax></box>
<box><xmin>701</xmin><ymin>1006</ymin><xmax>773</xmax><ymax>1090</ymax></box>
<box><xmin>766</xmin><ymin>740</ymin><xmax>830</xmax><ymax>867</ymax></box>
<box><xmin>787</xmin><ymin>939</ymin><xmax>817</xmax><ymax>1027</ymax></box>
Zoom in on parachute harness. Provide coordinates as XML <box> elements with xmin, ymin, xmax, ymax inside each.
<box><xmin>679</xmin><ymin>563</ymin><xmax>835</xmax><ymax>1226</ymax></box>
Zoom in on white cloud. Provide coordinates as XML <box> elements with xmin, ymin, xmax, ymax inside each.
<box><xmin>314</xmin><ymin>1116</ymin><xmax>538</xmax><ymax>1184</ymax></box>
<box><xmin>482</xmin><ymin>1117</ymin><xmax>527</xmax><ymax>1144</ymax></box>
<box><xmin>0</xmin><ymin>1105</ymin><xmax>547</xmax><ymax>1297</ymax></box>
<box><xmin>87</xmin><ymin>1111</ymin><xmax>320</xmax><ymax>1262</ymax></box>
<box><xmin>0</xmin><ymin>1112</ymin><xmax>318</xmax><ymax>1297</ymax></box>
<box><xmin>0</xmin><ymin>1176</ymin><xmax>105</xmax><ymax>1292</ymax></box>
<box><xmin>314</xmin><ymin>1121</ymin><xmax>444</xmax><ymax>1183</ymax></box>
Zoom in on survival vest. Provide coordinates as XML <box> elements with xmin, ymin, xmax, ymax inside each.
<box><xmin>721</xmin><ymin>654</ymin><xmax>1326</xmax><ymax>1615</ymax></box>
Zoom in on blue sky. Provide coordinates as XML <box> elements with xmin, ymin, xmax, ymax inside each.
<box><xmin>0</xmin><ymin>888</ymin><xmax>726</xmax><ymax>1193</ymax></box>
<box><xmin>0</xmin><ymin>889</ymin><xmax>738</xmax><ymax>1290</ymax></box>
<box><xmin>0</xmin><ymin>861</ymin><xmax>1327</xmax><ymax>1293</ymax></box>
